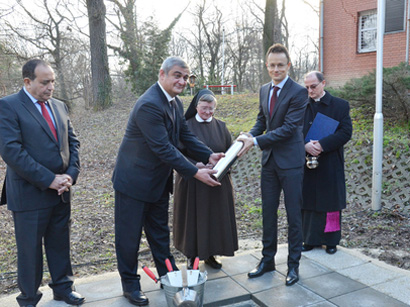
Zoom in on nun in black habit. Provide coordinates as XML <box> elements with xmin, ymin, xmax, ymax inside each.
<box><xmin>173</xmin><ymin>89</ymin><xmax>238</xmax><ymax>269</ymax></box>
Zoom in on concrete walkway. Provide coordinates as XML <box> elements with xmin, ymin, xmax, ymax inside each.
<box><xmin>1</xmin><ymin>244</ymin><xmax>409</xmax><ymax>306</ymax></box>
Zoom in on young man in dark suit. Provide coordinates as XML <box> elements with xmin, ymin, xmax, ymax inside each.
<box><xmin>238</xmin><ymin>44</ymin><xmax>307</xmax><ymax>286</ymax></box>
<box><xmin>112</xmin><ymin>56</ymin><xmax>223</xmax><ymax>306</ymax></box>
<box><xmin>0</xmin><ymin>59</ymin><xmax>84</xmax><ymax>306</ymax></box>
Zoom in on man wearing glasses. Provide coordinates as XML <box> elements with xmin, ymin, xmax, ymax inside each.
<box><xmin>238</xmin><ymin>44</ymin><xmax>307</xmax><ymax>286</ymax></box>
<box><xmin>301</xmin><ymin>71</ymin><xmax>352</xmax><ymax>255</ymax></box>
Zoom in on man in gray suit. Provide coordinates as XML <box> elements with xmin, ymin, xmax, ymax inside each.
<box><xmin>238</xmin><ymin>44</ymin><xmax>307</xmax><ymax>286</ymax></box>
<box><xmin>112</xmin><ymin>56</ymin><xmax>223</xmax><ymax>306</ymax></box>
<box><xmin>0</xmin><ymin>59</ymin><xmax>84</xmax><ymax>306</ymax></box>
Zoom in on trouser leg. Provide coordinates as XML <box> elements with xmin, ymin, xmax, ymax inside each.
<box><xmin>45</xmin><ymin>201</ymin><xmax>74</xmax><ymax>294</ymax></box>
<box><xmin>143</xmin><ymin>190</ymin><xmax>175</xmax><ymax>277</ymax></box>
<box><xmin>13</xmin><ymin>209</ymin><xmax>50</xmax><ymax>306</ymax></box>
<box><xmin>260</xmin><ymin>158</ymin><xmax>281</xmax><ymax>263</ymax></box>
<box><xmin>115</xmin><ymin>190</ymin><xmax>144</xmax><ymax>292</ymax></box>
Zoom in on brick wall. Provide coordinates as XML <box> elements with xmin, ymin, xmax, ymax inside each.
<box><xmin>322</xmin><ymin>0</ymin><xmax>409</xmax><ymax>87</ymax></box>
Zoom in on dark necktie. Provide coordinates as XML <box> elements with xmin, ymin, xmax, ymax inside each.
<box><xmin>170</xmin><ymin>99</ymin><xmax>176</xmax><ymax>121</ymax></box>
<box><xmin>38</xmin><ymin>101</ymin><xmax>58</xmax><ymax>141</ymax></box>
<box><xmin>269</xmin><ymin>86</ymin><xmax>280</xmax><ymax>117</ymax></box>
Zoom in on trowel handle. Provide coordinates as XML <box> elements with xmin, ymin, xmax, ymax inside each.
<box><xmin>142</xmin><ymin>265</ymin><xmax>158</xmax><ymax>283</ymax></box>
<box><xmin>165</xmin><ymin>258</ymin><xmax>173</xmax><ymax>272</ymax></box>
<box><xmin>193</xmin><ymin>257</ymin><xmax>200</xmax><ymax>270</ymax></box>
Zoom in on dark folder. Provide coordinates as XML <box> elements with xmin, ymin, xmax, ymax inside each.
<box><xmin>305</xmin><ymin>112</ymin><xmax>339</xmax><ymax>142</ymax></box>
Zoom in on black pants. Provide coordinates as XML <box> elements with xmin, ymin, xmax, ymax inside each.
<box><xmin>114</xmin><ymin>189</ymin><xmax>177</xmax><ymax>293</ymax></box>
<box><xmin>13</xmin><ymin>202</ymin><xmax>73</xmax><ymax>306</ymax></box>
<box><xmin>260</xmin><ymin>157</ymin><xmax>304</xmax><ymax>269</ymax></box>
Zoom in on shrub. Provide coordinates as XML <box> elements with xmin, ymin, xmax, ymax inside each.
<box><xmin>328</xmin><ymin>62</ymin><xmax>410</xmax><ymax>123</ymax></box>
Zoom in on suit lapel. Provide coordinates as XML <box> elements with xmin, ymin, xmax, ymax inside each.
<box><xmin>262</xmin><ymin>84</ymin><xmax>271</xmax><ymax>118</ymax></box>
<box><xmin>270</xmin><ymin>78</ymin><xmax>292</xmax><ymax>119</ymax></box>
<box><xmin>19</xmin><ymin>91</ymin><xmax>59</xmax><ymax>145</ymax></box>
<box><xmin>48</xmin><ymin>99</ymin><xmax>62</xmax><ymax>145</ymax></box>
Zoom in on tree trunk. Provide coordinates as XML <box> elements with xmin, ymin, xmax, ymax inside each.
<box><xmin>263</xmin><ymin>0</ymin><xmax>279</xmax><ymax>82</ymax></box>
<box><xmin>86</xmin><ymin>0</ymin><xmax>112</xmax><ymax>110</ymax></box>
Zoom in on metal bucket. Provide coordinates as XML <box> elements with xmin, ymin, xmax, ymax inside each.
<box><xmin>161</xmin><ymin>271</ymin><xmax>207</xmax><ymax>307</ymax></box>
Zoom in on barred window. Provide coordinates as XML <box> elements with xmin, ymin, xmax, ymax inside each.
<box><xmin>358</xmin><ymin>9</ymin><xmax>377</xmax><ymax>53</ymax></box>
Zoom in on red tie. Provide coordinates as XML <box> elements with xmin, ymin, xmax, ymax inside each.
<box><xmin>38</xmin><ymin>101</ymin><xmax>58</xmax><ymax>141</ymax></box>
<box><xmin>269</xmin><ymin>86</ymin><xmax>280</xmax><ymax>117</ymax></box>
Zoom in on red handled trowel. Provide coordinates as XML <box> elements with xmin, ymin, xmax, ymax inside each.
<box><xmin>165</xmin><ymin>258</ymin><xmax>182</xmax><ymax>287</ymax></box>
<box><xmin>187</xmin><ymin>257</ymin><xmax>200</xmax><ymax>286</ymax></box>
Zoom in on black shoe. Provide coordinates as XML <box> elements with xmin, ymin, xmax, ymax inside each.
<box><xmin>204</xmin><ymin>256</ymin><xmax>222</xmax><ymax>269</ymax></box>
<box><xmin>22</xmin><ymin>305</ymin><xmax>36</xmax><ymax>307</ymax></box>
<box><xmin>123</xmin><ymin>290</ymin><xmax>149</xmax><ymax>306</ymax></box>
<box><xmin>53</xmin><ymin>291</ymin><xmax>85</xmax><ymax>305</ymax></box>
<box><xmin>302</xmin><ymin>244</ymin><xmax>315</xmax><ymax>252</ymax></box>
<box><xmin>286</xmin><ymin>268</ymin><xmax>299</xmax><ymax>286</ymax></box>
<box><xmin>326</xmin><ymin>246</ymin><xmax>337</xmax><ymax>254</ymax></box>
<box><xmin>247</xmin><ymin>260</ymin><xmax>275</xmax><ymax>278</ymax></box>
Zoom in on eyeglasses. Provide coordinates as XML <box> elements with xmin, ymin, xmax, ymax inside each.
<box><xmin>198</xmin><ymin>106</ymin><xmax>215</xmax><ymax>112</ymax></box>
<box><xmin>305</xmin><ymin>82</ymin><xmax>322</xmax><ymax>90</ymax></box>
<box><xmin>267</xmin><ymin>63</ymin><xmax>288</xmax><ymax>70</ymax></box>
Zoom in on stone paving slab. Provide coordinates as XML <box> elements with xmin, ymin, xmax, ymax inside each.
<box><xmin>2</xmin><ymin>245</ymin><xmax>410</xmax><ymax>306</ymax></box>
<box><xmin>329</xmin><ymin>287</ymin><xmax>409</xmax><ymax>307</ymax></box>
<box><xmin>299</xmin><ymin>272</ymin><xmax>367</xmax><ymax>299</ymax></box>
<box><xmin>253</xmin><ymin>283</ymin><xmax>326</xmax><ymax>307</ymax></box>
<box><xmin>338</xmin><ymin>262</ymin><xmax>404</xmax><ymax>286</ymax></box>
<box><xmin>372</xmin><ymin>276</ymin><xmax>410</xmax><ymax>305</ymax></box>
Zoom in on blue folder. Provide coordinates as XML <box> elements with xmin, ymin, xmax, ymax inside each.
<box><xmin>305</xmin><ymin>112</ymin><xmax>339</xmax><ymax>142</ymax></box>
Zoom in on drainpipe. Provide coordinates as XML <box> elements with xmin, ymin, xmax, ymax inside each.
<box><xmin>406</xmin><ymin>0</ymin><xmax>410</xmax><ymax>63</ymax></box>
<box><xmin>320</xmin><ymin>0</ymin><xmax>324</xmax><ymax>72</ymax></box>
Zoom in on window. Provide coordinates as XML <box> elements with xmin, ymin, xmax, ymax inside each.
<box><xmin>358</xmin><ymin>9</ymin><xmax>377</xmax><ymax>53</ymax></box>
<box><xmin>385</xmin><ymin>0</ymin><xmax>406</xmax><ymax>33</ymax></box>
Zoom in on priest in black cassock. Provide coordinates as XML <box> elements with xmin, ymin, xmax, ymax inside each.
<box><xmin>302</xmin><ymin>71</ymin><xmax>352</xmax><ymax>255</ymax></box>
<box><xmin>173</xmin><ymin>89</ymin><xmax>238</xmax><ymax>269</ymax></box>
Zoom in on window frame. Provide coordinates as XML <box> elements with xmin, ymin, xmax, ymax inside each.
<box><xmin>358</xmin><ymin>9</ymin><xmax>378</xmax><ymax>53</ymax></box>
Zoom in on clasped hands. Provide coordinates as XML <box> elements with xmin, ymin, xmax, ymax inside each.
<box><xmin>49</xmin><ymin>174</ymin><xmax>73</xmax><ymax>195</ymax></box>
<box><xmin>305</xmin><ymin>140</ymin><xmax>322</xmax><ymax>157</ymax></box>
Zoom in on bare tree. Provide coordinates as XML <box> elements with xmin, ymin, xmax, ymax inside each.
<box><xmin>184</xmin><ymin>0</ymin><xmax>225</xmax><ymax>86</ymax></box>
<box><xmin>227</xmin><ymin>13</ymin><xmax>262</xmax><ymax>92</ymax></box>
<box><xmin>106</xmin><ymin>0</ymin><xmax>185</xmax><ymax>94</ymax></box>
<box><xmin>86</xmin><ymin>0</ymin><xmax>112</xmax><ymax>110</ymax></box>
<box><xmin>2</xmin><ymin>0</ymin><xmax>86</xmax><ymax>109</ymax></box>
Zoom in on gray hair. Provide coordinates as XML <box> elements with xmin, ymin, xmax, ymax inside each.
<box><xmin>160</xmin><ymin>56</ymin><xmax>189</xmax><ymax>75</ymax></box>
<box><xmin>198</xmin><ymin>93</ymin><xmax>217</xmax><ymax>106</ymax></box>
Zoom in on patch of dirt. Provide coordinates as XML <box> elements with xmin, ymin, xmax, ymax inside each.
<box><xmin>0</xmin><ymin>96</ymin><xmax>409</xmax><ymax>296</ymax></box>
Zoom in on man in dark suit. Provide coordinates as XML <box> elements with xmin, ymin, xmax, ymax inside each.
<box><xmin>112</xmin><ymin>56</ymin><xmax>223</xmax><ymax>306</ymax></box>
<box><xmin>0</xmin><ymin>59</ymin><xmax>84</xmax><ymax>306</ymax></box>
<box><xmin>238</xmin><ymin>44</ymin><xmax>307</xmax><ymax>286</ymax></box>
<box><xmin>301</xmin><ymin>71</ymin><xmax>352</xmax><ymax>255</ymax></box>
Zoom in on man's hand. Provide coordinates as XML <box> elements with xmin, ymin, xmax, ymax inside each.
<box><xmin>196</xmin><ymin>162</ymin><xmax>206</xmax><ymax>169</ymax></box>
<box><xmin>237</xmin><ymin>134</ymin><xmax>254</xmax><ymax>157</ymax></box>
<box><xmin>305</xmin><ymin>140</ymin><xmax>322</xmax><ymax>157</ymax></box>
<box><xmin>49</xmin><ymin>174</ymin><xmax>73</xmax><ymax>195</ymax></box>
<box><xmin>208</xmin><ymin>153</ymin><xmax>225</xmax><ymax>167</ymax></box>
<box><xmin>194</xmin><ymin>168</ymin><xmax>221</xmax><ymax>187</ymax></box>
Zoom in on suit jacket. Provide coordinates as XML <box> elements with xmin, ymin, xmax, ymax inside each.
<box><xmin>112</xmin><ymin>83</ymin><xmax>212</xmax><ymax>203</ymax></box>
<box><xmin>302</xmin><ymin>91</ymin><xmax>352</xmax><ymax>212</ymax></box>
<box><xmin>0</xmin><ymin>88</ymin><xmax>80</xmax><ymax>211</ymax></box>
<box><xmin>250</xmin><ymin>78</ymin><xmax>308</xmax><ymax>168</ymax></box>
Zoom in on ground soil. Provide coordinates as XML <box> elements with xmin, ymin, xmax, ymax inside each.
<box><xmin>0</xmin><ymin>97</ymin><xmax>409</xmax><ymax>296</ymax></box>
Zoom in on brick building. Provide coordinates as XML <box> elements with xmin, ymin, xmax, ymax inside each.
<box><xmin>321</xmin><ymin>0</ymin><xmax>409</xmax><ymax>87</ymax></box>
